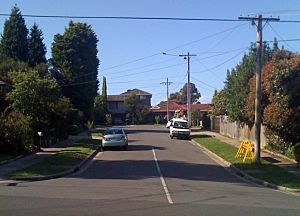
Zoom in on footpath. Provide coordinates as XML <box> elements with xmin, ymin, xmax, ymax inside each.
<box><xmin>0</xmin><ymin>131</ymin><xmax>94</xmax><ymax>182</ymax></box>
<box><xmin>192</xmin><ymin>130</ymin><xmax>300</xmax><ymax>179</ymax></box>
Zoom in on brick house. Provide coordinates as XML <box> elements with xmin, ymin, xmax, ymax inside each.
<box><xmin>151</xmin><ymin>100</ymin><xmax>211</xmax><ymax>125</ymax></box>
<box><xmin>107</xmin><ymin>89</ymin><xmax>152</xmax><ymax>121</ymax></box>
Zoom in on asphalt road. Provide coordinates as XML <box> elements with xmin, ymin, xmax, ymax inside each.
<box><xmin>1</xmin><ymin>125</ymin><xmax>300</xmax><ymax>216</ymax></box>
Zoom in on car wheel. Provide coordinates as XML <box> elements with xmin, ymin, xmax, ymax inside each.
<box><xmin>170</xmin><ymin>135</ymin><xmax>173</xmax><ymax>139</ymax></box>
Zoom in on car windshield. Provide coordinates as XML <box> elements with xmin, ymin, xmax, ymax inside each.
<box><xmin>104</xmin><ymin>129</ymin><xmax>123</xmax><ymax>135</ymax></box>
<box><xmin>173</xmin><ymin>121</ymin><xmax>189</xmax><ymax>129</ymax></box>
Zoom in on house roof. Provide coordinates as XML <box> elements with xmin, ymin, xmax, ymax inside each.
<box><xmin>107</xmin><ymin>95</ymin><xmax>125</xmax><ymax>102</ymax></box>
<box><xmin>121</xmin><ymin>89</ymin><xmax>152</xmax><ymax>96</ymax></box>
<box><xmin>151</xmin><ymin>100</ymin><xmax>187</xmax><ymax>112</ymax></box>
<box><xmin>191</xmin><ymin>104</ymin><xmax>211</xmax><ymax>111</ymax></box>
<box><xmin>151</xmin><ymin>101</ymin><xmax>211</xmax><ymax>113</ymax></box>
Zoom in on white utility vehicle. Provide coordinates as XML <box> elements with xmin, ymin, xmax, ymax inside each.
<box><xmin>167</xmin><ymin>118</ymin><xmax>190</xmax><ymax>139</ymax></box>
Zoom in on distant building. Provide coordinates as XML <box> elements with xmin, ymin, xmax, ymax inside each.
<box><xmin>107</xmin><ymin>88</ymin><xmax>152</xmax><ymax>121</ymax></box>
<box><xmin>151</xmin><ymin>100</ymin><xmax>211</xmax><ymax>123</ymax></box>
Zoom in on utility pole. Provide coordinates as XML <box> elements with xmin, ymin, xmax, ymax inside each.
<box><xmin>238</xmin><ymin>15</ymin><xmax>279</xmax><ymax>163</ymax></box>
<box><xmin>160</xmin><ymin>78</ymin><xmax>172</xmax><ymax>121</ymax></box>
<box><xmin>179</xmin><ymin>52</ymin><xmax>196</xmax><ymax>126</ymax></box>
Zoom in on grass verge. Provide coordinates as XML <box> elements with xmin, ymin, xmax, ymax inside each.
<box><xmin>192</xmin><ymin>134</ymin><xmax>300</xmax><ymax>189</ymax></box>
<box><xmin>7</xmin><ymin>139</ymin><xmax>100</xmax><ymax>178</ymax></box>
<box><xmin>0</xmin><ymin>154</ymin><xmax>14</xmax><ymax>162</ymax></box>
<box><xmin>91</xmin><ymin>129</ymin><xmax>105</xmax><ymax>137</ymax></box>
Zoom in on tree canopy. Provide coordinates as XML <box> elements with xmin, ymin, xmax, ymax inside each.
<box><xmin>169</xmin><ymin>83</ymin><xmax>201</xmax><ymax>104</ymax></box>
<box><xmin>51</xmin><ymin>21</ymin><xmax>99</xmax><ymax>119</ymax></box>
<box><xmin>28</xmin><ymin>23</ymin><xmax>47</xmax><ymax>67</ymax></box>
<box><xmin>1</xmin><ymin>6</ymin><xmax>28</xmax><ymax>62</ymax></box>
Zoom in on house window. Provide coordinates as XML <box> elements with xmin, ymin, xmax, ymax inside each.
<box><xmin>140</xmin><ymin>95</ymin><xmax>146</xmax><ymax>100</ymax></box>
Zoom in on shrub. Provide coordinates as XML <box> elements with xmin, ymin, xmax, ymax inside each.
<box><xmin>67</xmin><ymin>124</ymin><xmax>82</xmax><ymax>135</ymax></box>
<box><xmin>155</xmin><ymin>115</ymin><xmax>161</xmax><ymax>124</ymax></box>
<box><xmin>294</xmin><ymin>143</ymin><xmax>300</xmax><ymax>162</ymax></box>
<box><xmin>0</xmin><ymin>112</ymin><xmax>33</xmax><ymax>155</ymax></box>
<box><xmin>106</xmin><ymin>114</ymin><xmax>112</xmax><ymax>126</ymax></box>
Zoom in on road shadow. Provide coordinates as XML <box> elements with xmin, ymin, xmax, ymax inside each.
<box><xmin>126</xmin><ymin>129</ymin><xmax>169</xmax><ymax>134</ymax></box>
<box><xmin>73</xmin><ymin>159</ymin><xmax>246</xmax><ymax>184</ymax></box>
<box><xmin>103</xmin><ymin>145</ymin><xmax>166</xmax><ymax>152</ymax></box>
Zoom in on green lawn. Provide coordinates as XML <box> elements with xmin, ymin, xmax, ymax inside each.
<box><xmin>0</xmin><ymin>154</ymin><xmax>14</xmax><ymax>162</ymax></box>
<box><xmin>7</xmin><ymin>139</ymin><xmax>100</xmax><ymax>178</ymax></box>
<box><xmin>193</xmin><ymin>134</ymin><xmax>300</xmax><ymax>189</ymax></box>
<box><xmin>91</xmin><ymin>129</ymin><xmax>105</xmax><ymax>137</ymax></box>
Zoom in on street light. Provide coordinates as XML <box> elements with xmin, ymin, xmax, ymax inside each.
<box><xmin>38</xmin><ymin>131</ymin><xmax>43</xmax><ymax>149</ymax></box>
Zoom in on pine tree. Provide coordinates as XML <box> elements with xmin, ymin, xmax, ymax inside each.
<box><xmin>28</xmin><ymin>23</ymin><xmax>47</xmax><ymax>67</ymax></box>
<box><xmin>1</xmin><ymin>6</ymin><xmax>28</xmax><ymax>61</ymax></box>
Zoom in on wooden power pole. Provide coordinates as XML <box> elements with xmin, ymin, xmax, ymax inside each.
<box><xmin>160</xmin><ymin>78</ymin><xmax>172</xmax><ymax>121</ymax></box>
<box><xmin>238</xmin><ymin>15</ymin><xmax>279</xmax><ymax>163</ymax></box>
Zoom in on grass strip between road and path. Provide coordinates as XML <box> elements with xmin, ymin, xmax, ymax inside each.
<box><xmin>0</xmin><ymin>154</ymin><xmax>15</xmax><ymax>162</ymax></box>
<box><xmin>192</xmin><ymin>134</ymin><xmax>300</xmax><ymax>189</ymax></box>
<box><xmin>7</xmin><ymin>139</ymin><xmax>101</xmax><ymax>179</ymax></box>
<box><xmin>91</xmin><ymin>128</ymin><xmax>105</xmax><ymax>138</ymax></box>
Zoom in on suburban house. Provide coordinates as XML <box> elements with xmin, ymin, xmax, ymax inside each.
<box><xmin>151</xmin><ymin>100</ymin><xmax>211</xmax><ymax>126</ymax></box>
<box><xmin>107</xmin><ymin>89</ymin><xmax>152</xmax><ymax>121</ymax></box>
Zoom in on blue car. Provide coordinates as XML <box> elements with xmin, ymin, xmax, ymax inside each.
<box><xmin>102</xmin><ymin>128</ymin><xmax>128</xmax><ymax>150</ymax></box>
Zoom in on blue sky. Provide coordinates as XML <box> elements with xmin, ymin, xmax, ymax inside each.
<box><xmin>1</xmin><ymin>0</ymin><xmax>300</xmax><ymax>105</ymax></box>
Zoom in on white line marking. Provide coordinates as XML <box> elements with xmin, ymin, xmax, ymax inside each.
<box><xmin>152</xmin><ymin>148</ymin><xmax>174</xmax><ymax>204</ymax></box>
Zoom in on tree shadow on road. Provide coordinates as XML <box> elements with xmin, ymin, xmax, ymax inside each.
<box><xmin>72</xmin><ymin>159</ymin><xmax>246</xmax><ymax>185</ymax></box>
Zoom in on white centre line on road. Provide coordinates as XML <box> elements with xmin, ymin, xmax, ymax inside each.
<box><xmin>152</xmin><ymin>148</ymin><xmax>174</xmax><ymax>204</ymax></box>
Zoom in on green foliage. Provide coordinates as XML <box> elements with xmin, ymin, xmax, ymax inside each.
<box><xmin>93</xmin><ymin>94</ymin><xmax>107</xmax><ymax>124</ymax></box>
<box><xmin>67</xmin><ymin>124</ymin><xmax>82</xmax><ymax>135</ymax></box>
<box><xmin>1</xmin><ymin>6</ymin><xmax>28</xmax><ymax>62</ymax></box>
<box><xmin>28</xmin><ymin>23</ymin><xmax>47</xmax><ymax>67</ymax></box>
<box><xmin>102</xmin><ymin>76</ymin><xmax>107</xmax><ymax>113</ymax></box>
<box><xmin>85</xmin><ymin>120</ymin><xmax>94</xmax><ymax>130</ymax></box>
<box><xmin>0</xmin><ymin>57</ymin><xmax>30</xmax><ymax>82</ymax></box>
<box><xmin>124</xmin><ymin>94</ymin><xmax>151</xmax><ymax>124</ymax></box>
<box><xmin>105</xmin><ymin>114</ymin><xmax>112</xmax><ymax>126</ymax></box>
<box><xmin>155</xmin><ymin>115</ymin><xmax>161</xmax><ymax>124</ymax></box>
<box><xmin>7</xmin><ymin>70</ymin><xmax>72</xmax><ymax>142</ymax></box>
<box><xmin>191</xmin><ymin>110</ymin><xmax>201</xmax><ymax>126</ymax></box>
<box><xmin>262</xmin><ymin>51</ymin><xmax>300</xmax><ymax>144</ymax></box>
<box><xmin>169</xmin><ymin>83</ymin><xmax>201</xmax><ymax>104</ymax></box>
<box><xmin>51</xmin><ymin>21</ymin><xmax>99</xmax><ymax>120</ymax></box>
<box><xmin>0</xmin><ymin>112</ymin><xmax>33</xmax><ymax>155</ymax></box>
<box><xmin>223</xmin><ymin>42</ymin><xmax>276</xmax><ymax>125</ymax></box>
<box><xmin>211</xmin><ymin>89</ymin><xmax>227</xmax><ymax>116</ymax></box>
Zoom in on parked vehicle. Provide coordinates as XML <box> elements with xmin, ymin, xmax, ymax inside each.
<box><xmin>102</xmin><ymin>128</ymin><xmax>128</xmax><ymax>150</ymax></box>
<box><xmin>169</xmin><ymin>118</ymin><xmax>190</xmax><ymax>139</ymax></box>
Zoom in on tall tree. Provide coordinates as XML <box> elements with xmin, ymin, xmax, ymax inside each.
<box><xmin>102</xmin><ymin>76</ymin><xmax>107</xmax><ymax>113</ymax></box>
<box><xmin>1</xmin><ymin>6</ymin><xmax>28</xmax><ymax>62</ymax></box>
<box><xmin>169</xmin><ymin>83</ymin><xmax>201</xmax><ymax>104</ymax></box>
<box><xmin>28</xmin><ymin>23</ymin><xmax>47</xmax><ymax>67</ymax></box>
<box><xmin>51</xmin><ymin>21</ymin><xmax>99</xmax><ymax>119</ymax></box>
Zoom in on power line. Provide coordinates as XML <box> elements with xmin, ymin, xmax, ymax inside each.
<box><xmin>100</xmin><ymin>23</ymin><xmax>247</xmax><ymax>72</ymax></box>
<box><xmin>267</xmin><ymin>23</ymin><xmax>297</xmax><ymax>52</ymax></box>
<box><xmin>191</xmin><ymin>76</ymin><xmax>217</xmax><ymax>91</ymax></box>
<box><xmin>192</xmin><ymin>48</ymin><xmax>248</xmax><ymax>74</ymax></box>
<box><xmin>1</xmin><ymin>13</ymin><xmax>299</xmax><ymax>23</ymax></box>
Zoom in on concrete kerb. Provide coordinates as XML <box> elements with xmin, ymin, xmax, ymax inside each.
<box><xmin>7</xmin><ymin>145</ymin><xmax>101</xmax><ymax>182</ymax></box>
<box><xmin>190</xmin><ymin>139</ymin><xmax>300</xmax><ymax>195</ymax></box>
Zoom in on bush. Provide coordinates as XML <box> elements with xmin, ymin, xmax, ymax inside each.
<box><xmin>155</xmin><ymin>115</ymin><xmax>161</xmax><ymax>124</ymax></box>
<box><xmin>0</xmin><ymin>112</ymin><xmax>33</xmax><ymax>155</ymax></box>
<box><xmin>67</xmin><ymin>124</ymin><xmax>82</xmax><ymax>135</ymax></box>
<box><xmin>294</xmin><ymin>144</ymin><xmax>300</xmax><ymax>162</ymax></box>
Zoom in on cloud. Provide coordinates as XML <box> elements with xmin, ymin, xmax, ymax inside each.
<box><xmin>197</xmin><ymin>95</ymin><xmax>211</xmax><ymax>104</ymax></box>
